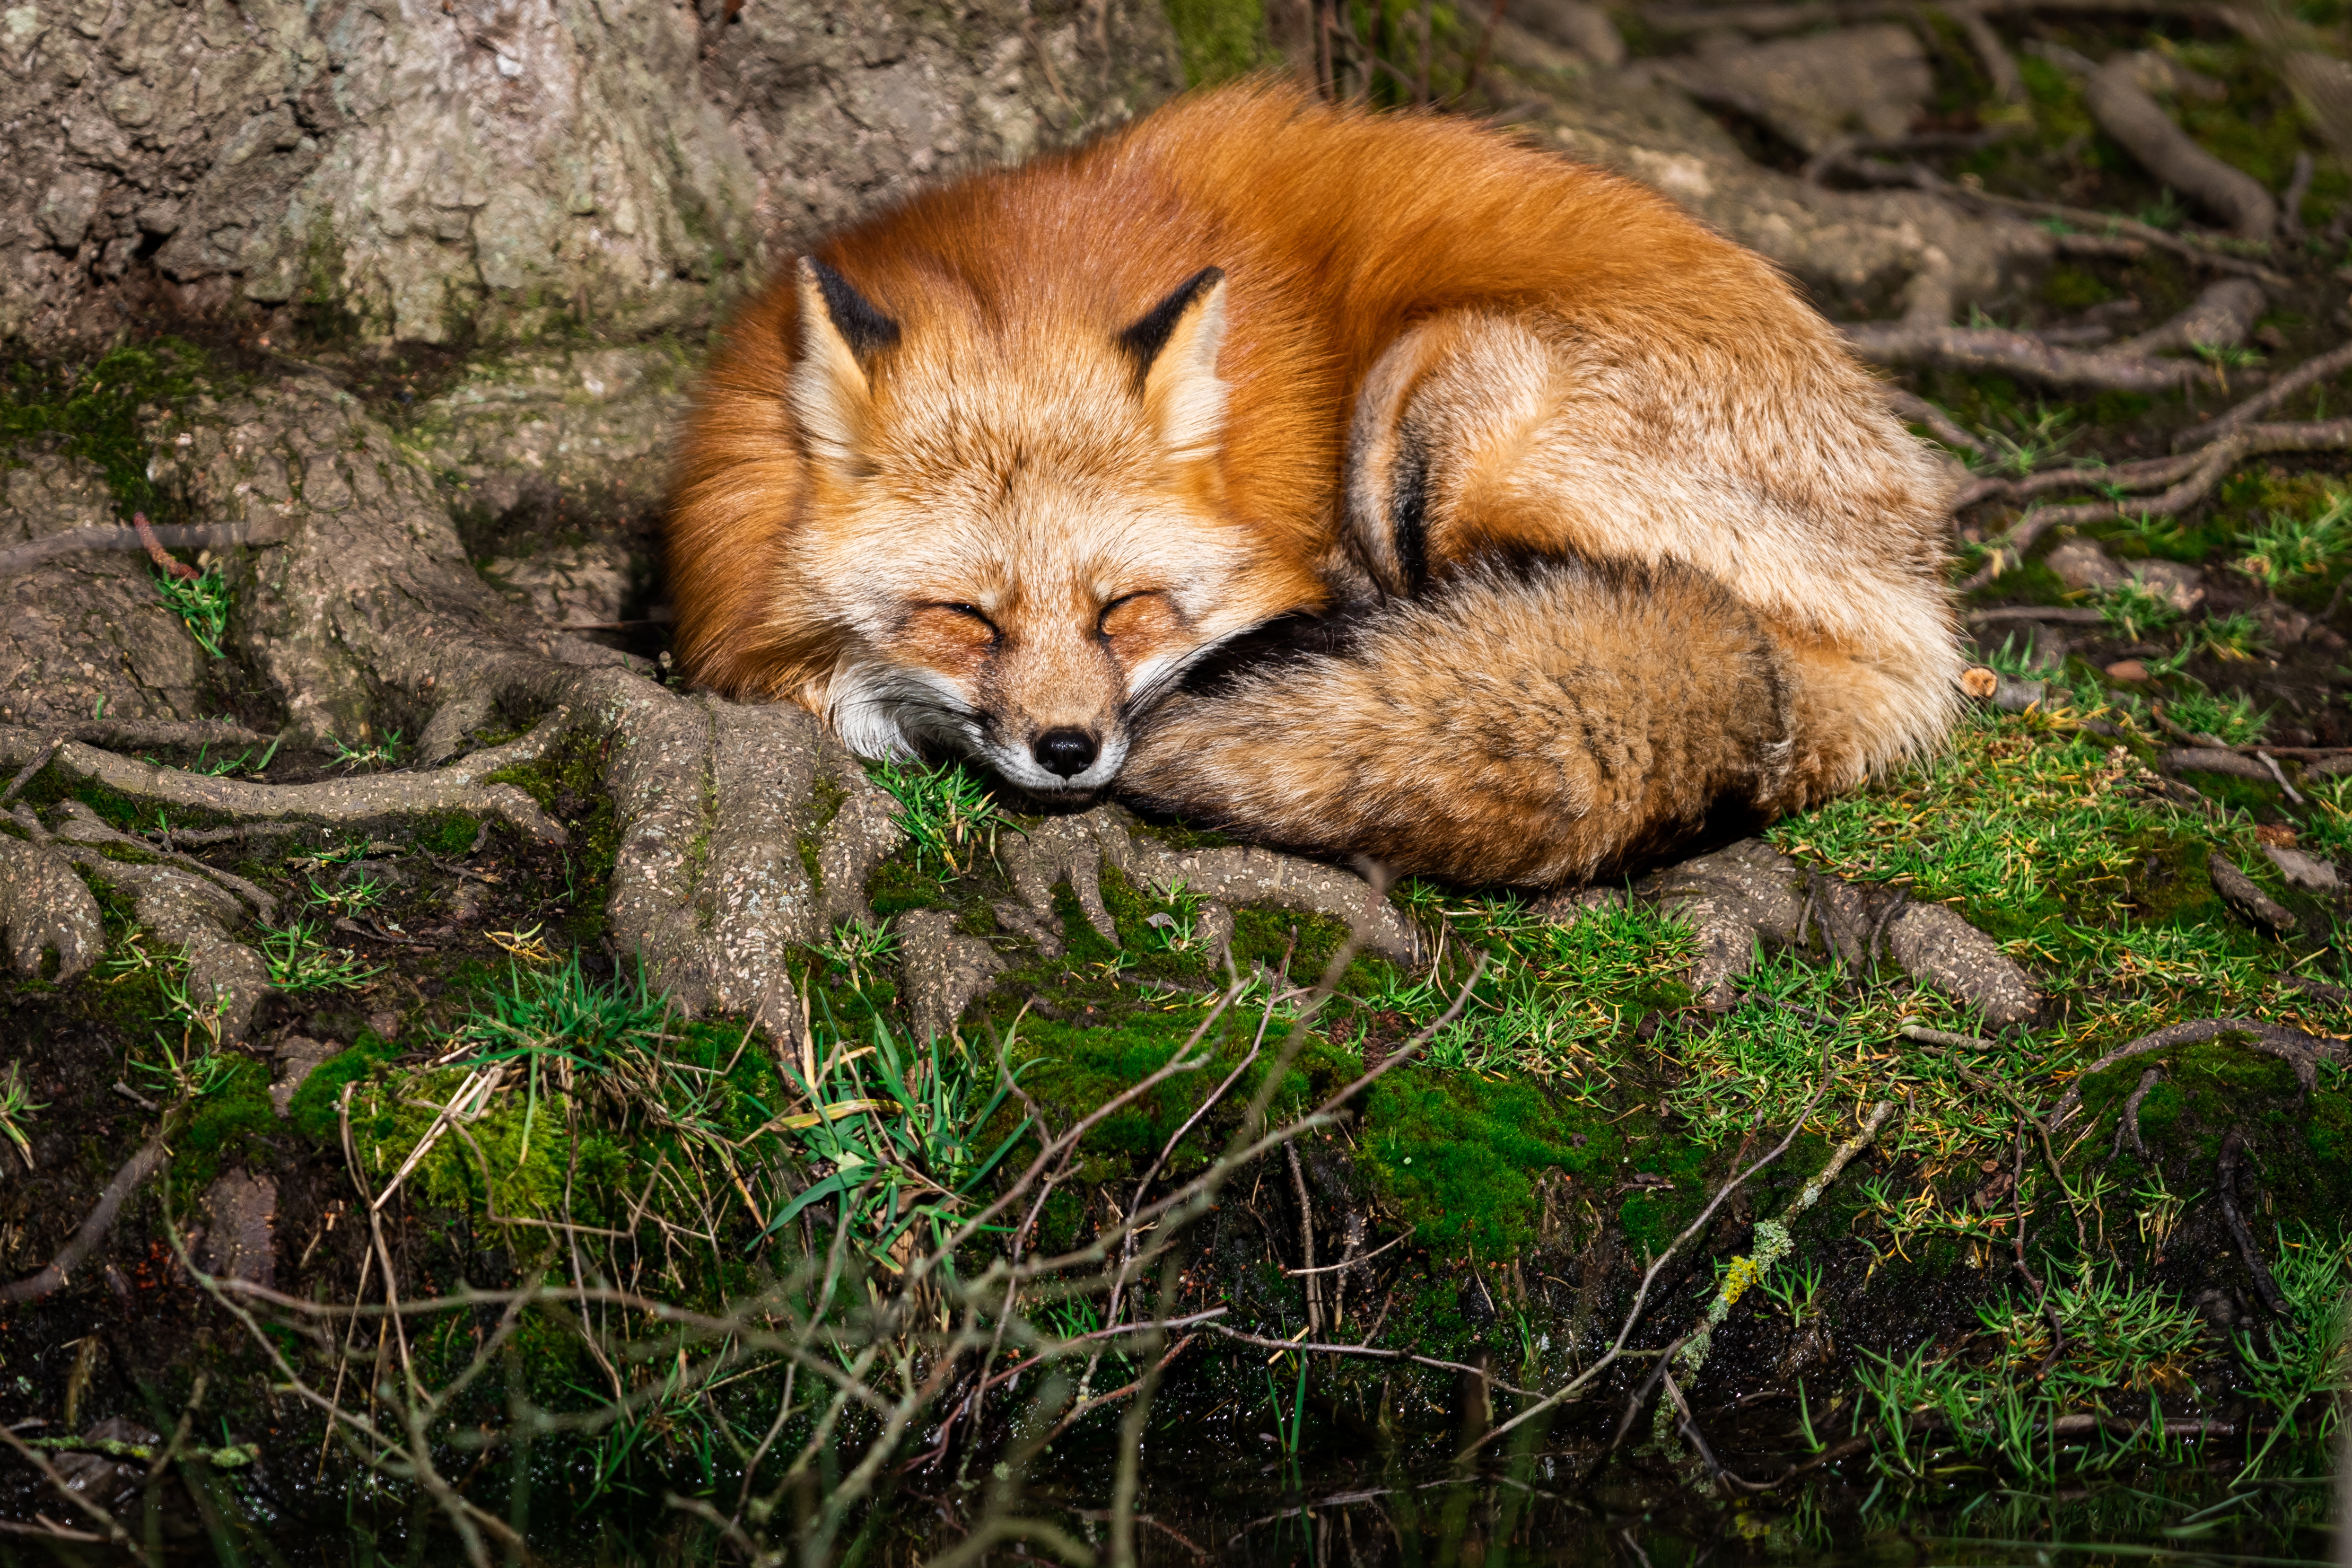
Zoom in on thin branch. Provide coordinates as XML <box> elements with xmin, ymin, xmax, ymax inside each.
<box><xmin>0</xmin><ymin>1128</ymin><xmax>172</xmax><ymax>1303</ymax></box>
<box><xmin>0</xmin><ymin>516</ymin><xmax>295</xmax><ymax>579</ymax></box>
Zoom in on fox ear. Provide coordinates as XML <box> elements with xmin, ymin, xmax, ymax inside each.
<box><xmin>1120</xmin><ymin>266</ymin><xmax>1228</xmax><ymax>464</ymax></box>
<box><xmin>791</xmin><ymin>256</ymin><xmax>899</xmax><ymax>476</ymax></box>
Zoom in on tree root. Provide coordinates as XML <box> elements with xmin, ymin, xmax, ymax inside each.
<box><xmin>990</xmin><ymin>807</ymin><xmax>1423</xmax><ymax>969</ymax></box>
<box><xmin>2208</xmin><ymin>851</ymin><xmax>2300</xmax><ymax>934</ymax></box>
<box><xmin>595</xmin><ymin>685</ymin><xmax>905</xmax><ymax>1039</ymax></box>
<box><xmin>2182</xmin><ymin>336</ymin><xmax>2352</xmax><ymax>448</ymax></box>
<box><xmin>51</xmin><ymin>801</ymin><xmax>278</xmax><ymax>924</ymax></box>
<box><xmin>8</xmin><ymin>803</ymin><xmax>268</xmax><ymax>1040</ymax></box>
<box><xmin>899</xmin><ymin>910</ymin><xmax>1007</xmax><ymax>1045</ymax></box>
<box><xmin>1846</xmin><ymin>278</ymin><xmax>2266</xmax><ymax>390</ymax></box>
<box><xmin>0</xmin><ymin>726</ymin><xmax>566</xmax><ymax>845</ymax></box>
<box><xmin>2049</xmin><ymin>1017</ymin><xmax>2344</xmax><ymax>1128</ymax></box>
<box><xmin>1624</xmin><ymin>839</ymin><xmax>2038</xmax><ymax>1023</ymax></box>
<box><xmin>1820</xmin><ymin>151</ymin><xmax>2290</xmax><ymax>286</ymax></box>
<box><xmin>2080</xmin><ymin>51</ymin><xmax>2277</xmax><ymax>238</ymax></box>
<box><xmin>2113</xmin><ymin>1065</ymin><xmax>2163</xmax><ymax>1161</ymax></box>
<box><xmin>2217</xmin><ymin>1129</ymin><xmax>2293</xmax><ymax>1316</ymax></box>
<box><xmin>0</xmin><ymin>1131</ymin><xmax>171</xmax><ymax>1304</ymax></box>
<box><xmin>0</xmin><ymin>829</ymin><xmax>104</xmax><ymax>984</ymax></box>
<box><xmin>1958</xmin><ymin>416</ymin><xmax>2352</xmax><ymax>590</ymax></box>
<box><xmin>0</xmin><ymin>518</ymin><xmax>296</xmax><ymax>581</ymax></box>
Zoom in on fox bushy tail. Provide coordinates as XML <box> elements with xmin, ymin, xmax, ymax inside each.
<box><xmin>1117</xmin><ymin>558</ymin><xmax>1802</xmax><ymax>887</ymax></box>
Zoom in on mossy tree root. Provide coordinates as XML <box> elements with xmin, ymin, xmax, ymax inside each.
<box><xmin>2048</xmin><ymin>1017</ymin><xmax>2345</xmax><ymax>1128</ymax></box>
<box><xmin>1597</xmin><ymin>839</ymin><xmax>2038</xmax><ymax>1024</ymax></box>
<box><xmin>1845</xmin><ymin>278</ymin><xmax>2268</xmax><ymax>393</ymax></box>
<box><xmin>995</xmin><ymin>807</ymin><xmax>1426</xmax><ymax>968</ymax></box>
<box><xmin>1956</xmin><ymin>414</ymin><xmax>2352</xmax><ymax>590</ymax></box>
<box><xmin>0</xmin><ymin>725</ymin><xmax>569</xmax><ymax>845</ymax></box>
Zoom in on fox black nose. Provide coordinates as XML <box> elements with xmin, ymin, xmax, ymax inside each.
<box><xmin>1033</xmin><ymin>729</ymin><xmax>1099</xmax><ymax>779</ymax></box>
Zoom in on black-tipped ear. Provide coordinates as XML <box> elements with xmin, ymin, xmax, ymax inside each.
<box><xmin>805</xmin><ymin>256</ymin><xmax>900</xmax><ymax>359</ymax></box>
<box><xmin>1119</xmin><ymin>267</ymin><xmax>1226</xmax><ymax>375</ymax></box>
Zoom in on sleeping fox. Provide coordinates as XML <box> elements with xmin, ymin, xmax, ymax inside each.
<box><xmin>667</xmin><ymin>82</ymin><xmax>1961</xmax><ymax>887</ymax></box>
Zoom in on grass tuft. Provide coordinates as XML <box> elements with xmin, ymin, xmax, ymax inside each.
<box><xmin>153</xmin><ymin>564</ymin><xmax>231</xmax><ymax>659</ymax></box>
<box><xmin>867</xmin><ymin>758</ymin><xmax>1018</xmax><ymax>877</ymax></box>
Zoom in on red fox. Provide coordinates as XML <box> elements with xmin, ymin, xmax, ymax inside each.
<box><xmin>668</xmin><ymin>83</ymin><xmax>1960</xmax><ymax>886</ymax></box>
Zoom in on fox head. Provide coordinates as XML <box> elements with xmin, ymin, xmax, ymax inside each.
<box><xmin>771</xmin><ymin>255</ymin><xmax>1313</xmax><ymax>800</ymax></box>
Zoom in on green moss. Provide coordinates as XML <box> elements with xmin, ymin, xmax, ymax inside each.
<box><xmin>172</xmin><ymin>1058</ymin><xmax>279</xmax><ymax>1197</ymax></box>
<box><xmin>287</xmin><ymin>1029</ymin><xmax>405</xmax><ymax>1146</ymax></box>
<box><xmin>868</xmin><ymin>856</ymin><xmax>952</xmax><ymax>917</ymax></box>
<box><xmin>0</xmin><ymin>338</ymin><xmax>213</xmax><ymax>519</ymax></box>
<box><xmin>1165</xmin><ymin>0</ymin><xmax>1275</xmax><ymax>85</ymax></box>
<box><xmin>1968</xmin><ymin>559</ymin><xmax>2070</xmax><ymax>608</ymax></box>
<box><xmin>2042</xmin><ymin>266</ymin><xmax>2115</xmax><ymax>312</ymax></box>
<box><xmin>483</xmin><ymin>735</ymin><xmax>619</xmax><ymax>912</ymax></box>
<box><xmin>2087</xmin><ymin>389</ymin><xmax>2157</xmax><ymax>427</ymax></box>
<box><xmin>414</xmin><ymin>812</ymin><xmax>482</xmax><ymax>857</ymax></box>
<box><xmin>809</xmin><ymin>776</ymin><xmax>846</xmax><ymax>834</ymax></box>
<box><xmin>2073</xmin><ymin>1043</ymin><xmax>2352</xmax><ymax>1226</ymax></box>
<box><xmin>1360</xmin><ymin>1072</ymin><xmax>1628</xmax><ymax>1260</ymax></box>
<box><xmin>1007</xmin><ymin>1009</ymin><xmax>1351</xmax><ymax>1181</ymax></box>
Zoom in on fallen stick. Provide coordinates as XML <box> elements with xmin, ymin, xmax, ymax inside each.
<box><xmin>1664</xmin><ymin>1100</ymin><xmax>1899</xmax><ymax>1394</ymax></box>
<box><xmin>0</xmin><ymin>1133</ymin><xmax>172</xmax><ymax>1303</ymax></box>
<box><xmin>0</xmin><ymin>517</ymin><xmax>295</xmax><ymax>580</ymax></box>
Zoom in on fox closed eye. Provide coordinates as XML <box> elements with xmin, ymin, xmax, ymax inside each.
<box><xmin>934</xmin><ymin>603</ymin><xmax>999</xmax><ymax>636</ymax></box>
<box><xmin>1096</xmin><ymin>592</ymin><xmax>1149</xmax><ymax>636</ymax></box>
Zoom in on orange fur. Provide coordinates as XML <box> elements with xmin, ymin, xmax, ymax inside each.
<box><xmin>668</xmin><ymin>81</ymin><xmax>1961</xmax><ymax>877</ymax></box>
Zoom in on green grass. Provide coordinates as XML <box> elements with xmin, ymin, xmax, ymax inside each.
<box><xmin>448</xmin><ymin>950</ymin><xmax>673</xmax><ymax>1068</ymax></box>
<box><xmin>2233</xmin><ymin>492</ymin><xmax>2352</xmax><ymax>594</ymax></box>
<box><xmin>1770</xmin><ymin>716</ymin><xmax>2172</xmax><ymax>927</ymax></box>
<box><xmin>1853</xmin><ymin>1235</ymin><xmax>2348</xmax><ymax>1484</ymax></box>
<box><xmin>1969</xmin><ymin>401</ymin><xmax>2084</xmax><ymax>477</ymax></box>
<box><xmin>2097</xmin><ymin>580</ymin><xmax>2182</xmax><ymax>641</ymax></box>
<box><xmin>2164</xmin><ymin>687</ymin><xmax>2270</xmax><ymax>745</ymax></box>
<box><xmin>865</xmin><ymin>758</ymin><xmax>1018</xmax><ymax>877</ymax></box>
<box><xmin>766</xmin><ymin>1004</ymin><xmax>1031</xmax><ymax>1271</ymax></box>
<box><xmin>2230</xmin><ymin>1223</ymin><xmax>2352</xmax><ymax>1478</ymax></box>
<box><xmin>308</xmin><ymin>870</ymin><xmax>390</xmax><ymax>917</ymax></box>
<box><xmin>810</xmin><ymin>918</ymin><xmax>900</xmax><ymax>989</ymax></box>
<box><xmin>0</xmin><ymin>1063</ymin><xmax>43</xmax><ymax>1172</ymax></box>
<box><xmin>327</xmin><ymin>730</ymin><xmax>403</xmax><ymax>772</ymax></box>
<box><xmin>1370</xmin><ymin>891</ymin><xmax>1692</xmax><ymax>1083</ymax></box>
<box><xmin>154</xmin><ymin>565</ymin><xmax>231</xmax><ymax>659</ymax></box>
<box><xmin>257</xmin><ymin>917</ymin><xmax>382</xmax><ymax>994</ymax></box>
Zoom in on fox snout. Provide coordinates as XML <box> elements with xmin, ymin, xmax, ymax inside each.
<box><xmin>972</xmin><ymin>713</ymin><xmax>1127</xmax><ymax>799</ymax></box>
<box><xmin>962</xmin><ymin>653</ymin><xmax>1134</xmax><ymax>798</ymax></box>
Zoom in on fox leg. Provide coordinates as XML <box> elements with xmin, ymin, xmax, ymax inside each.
<box><xmin>1117</xmin><ymin>557</ymin><xmax>1795</xmax><ymax>887</ymax></box>
<box><xmin>1344</xmin><ymin>310</ymin><xmax>1964</xmax><ymax>807</ymax></box>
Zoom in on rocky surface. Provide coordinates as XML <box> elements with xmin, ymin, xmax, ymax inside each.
<box><xmin>0</xmin><ymin>452</ymin><xmax>208</xmax><ymax>730</ymax></box>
